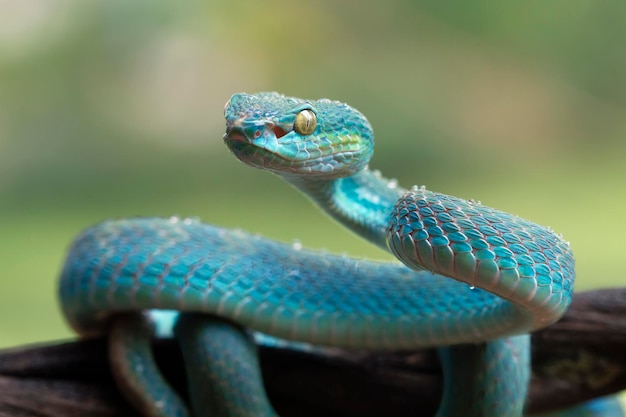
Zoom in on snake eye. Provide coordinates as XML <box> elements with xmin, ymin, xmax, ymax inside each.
<box><xmin>294</xmin><ymin>109</ymin><xmax>317</xmax><ymax>135</ymax></box>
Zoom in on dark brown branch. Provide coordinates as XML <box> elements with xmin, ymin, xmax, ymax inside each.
<box><xmin>1</xmin><ymin>288</ymin><xmax>625</xmax><ymax>417</ymax></box>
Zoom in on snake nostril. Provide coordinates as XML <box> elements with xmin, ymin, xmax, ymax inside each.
<box><xmin>273</xmin><ymin>126</ymin><xmax>287</xmax><ymax>139</ymax></box>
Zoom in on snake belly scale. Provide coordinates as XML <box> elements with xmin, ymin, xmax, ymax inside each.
<box><xmin>59</xmin><ymin>92</ymin><xmax>576</xmax><ymax>417</ymax></box>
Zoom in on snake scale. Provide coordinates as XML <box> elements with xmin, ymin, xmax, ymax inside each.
<box><xmin>59</xmin><ymin>92</ymin><xmax>618</xmax><ymax>416</ymax></box>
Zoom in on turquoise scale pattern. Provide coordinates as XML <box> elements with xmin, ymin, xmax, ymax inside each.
<box><xmin>436</xmin><ymin>335</ymin><xmax>530</xmax><ymax>417</ymax></box>
<box><xmin>108</xmin><ymin>314</ymin><xmax>190</xmax><ymax>417</ymax></box>
<box><xmin>387</xmin><ymin>189</ymin><xmax>575</xmax><ymax>328</ymax></box>
<box><xmin>60</xmin><ymin>217</ymin><xmax>546</xmax><ymax>350</ymax></box>
<box><xmin>174</xmin><ymin>315</ymin><xmax>277</xmax><ymax>417</ymax></box>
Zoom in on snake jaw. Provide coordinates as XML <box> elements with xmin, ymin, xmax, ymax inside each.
<box><xmin>224</xmin><ymin>124</ymin><xmax>314</xmax><ymax>176</ymax></box>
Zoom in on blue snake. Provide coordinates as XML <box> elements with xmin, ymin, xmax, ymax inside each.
<box><xmin>59</xmin><ymin>92</ymin><xmax>585</xmax><ymax>416</ymax></box>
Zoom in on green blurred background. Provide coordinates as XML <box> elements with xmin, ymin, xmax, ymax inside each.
<box><xmin>1</xmin><ymin>0</ymin><xmax>625</xmax><ymax>350</ymax></box>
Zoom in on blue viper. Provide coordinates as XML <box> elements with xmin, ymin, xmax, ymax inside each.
<box><xmin>59</xmin><ymin>92</ymin><xmax>616</xmax><ymax>416</ymax></box>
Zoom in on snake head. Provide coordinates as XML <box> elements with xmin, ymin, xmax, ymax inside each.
<box><xmin>223</xmin><ymin>92</ymin><xmax>374</xmax><ymax>179</ymax></box>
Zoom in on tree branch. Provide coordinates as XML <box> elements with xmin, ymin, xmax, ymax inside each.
<box><xmin>1</xmin><ymin>289</ymin><xmax>625</xmax><ymax>417</ymax></box>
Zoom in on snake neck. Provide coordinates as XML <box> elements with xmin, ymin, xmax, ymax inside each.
<box><xmin>284</xmin><ymin>168</ymin><xmax>404</xmax><ymax>250</ymax></box>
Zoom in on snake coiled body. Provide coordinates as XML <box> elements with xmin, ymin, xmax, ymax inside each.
<box><xmin>59</xmin><ymin>93</ymin><xmax>580</xmax><ymax>417</ymax></box>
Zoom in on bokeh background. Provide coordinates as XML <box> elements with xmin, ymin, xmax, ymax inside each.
<box><xmin>1</xmin><ymin>0</ymin><xmax>625</xmax><ymax>352</ymax></box>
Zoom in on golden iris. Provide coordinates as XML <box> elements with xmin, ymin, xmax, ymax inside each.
<box><xmin>294</xmin><ymin>109</ymin><xmax>317</xmax><ymax>135</ymax></box>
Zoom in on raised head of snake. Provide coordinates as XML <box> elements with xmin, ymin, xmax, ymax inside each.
<box><xmin>223</xmin><ymin>92</ymin><xmax>374</xmax><ymax>179</ymax></box>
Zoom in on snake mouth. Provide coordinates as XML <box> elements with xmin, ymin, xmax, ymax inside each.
<box><xmin>223</xmin><ymin>117</ymin><xmax>370</xmax><ymax>178</ymax></box>
<box><xmin>223</xmin><ymin>131</ymin><xmax>247</xmax><ymax>143</ymax></box>
<box><xmin>223</xmin><ymin>135</ymin><xmax>277</xmax><ymax>169</ymax></box>
<box><xmin>223</xmin><ymin>121</ymin><xmax>287</xmax><ymax>163</ymax></box>
<box><xmin>273</xmin><ymin>126</ymin><xmax>287</xmax><ymax>139</ymax></box>
<box><xmin>224</xmin><ymin>133</ymin><xmax>320</xmax><ymax>175</ymax></box>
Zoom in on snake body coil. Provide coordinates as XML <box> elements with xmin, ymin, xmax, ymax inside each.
<box><xmin>60</xmin><ymin>93</ymin><xmax>578</xmax><ymax>417</ymax></box>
